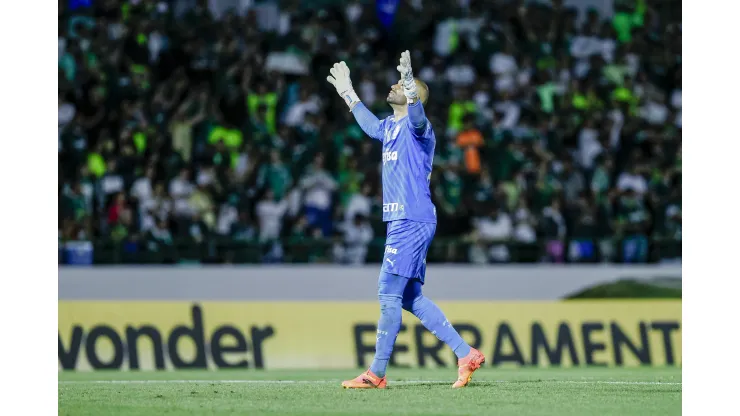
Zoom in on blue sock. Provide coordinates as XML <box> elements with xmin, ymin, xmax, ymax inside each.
<box><xmin>369</xmin><ymin>293</ymin><xmax>403</xmax><ymax>378</ymax></box>
<box><xmin>408</xmin><ymin>295</ymin><xmax>471</xmax><ymax>359</ymax></box>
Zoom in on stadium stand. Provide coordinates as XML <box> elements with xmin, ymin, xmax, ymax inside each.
<box><xmin>58</xmin><ymin>0</ymin><xmax>681</xmax><ymax>265</ymax></box>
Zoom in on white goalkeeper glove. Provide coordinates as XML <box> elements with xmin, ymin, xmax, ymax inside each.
<box><xmin>397</xmin><ymin>50</ymin><xmax>418</xmax><ymax>104</ymax></box>
<box><xmin>326</xmin><ymin>61</ymin><xmax>361</xmax><ymax>110</ymax></box>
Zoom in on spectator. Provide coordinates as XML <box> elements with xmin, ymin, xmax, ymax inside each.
<box><xmin>542</xmin><ymin>199</ymin><xmax>567</xmax><ymax>262</ymax></box>
<box><xmin>617</xmin><ymin>165</ymin><xmax>648</xmax><ymax>196</ymax></box>
<box><xmin>146</xmin><ymin>218</ymin><xmax>174</xmax><ymax>255</ymax></box>
<box><xmin>341</xmin><ymin>214</ymin><xmax>374</xmax><ymax>265</ymax></box>
<box><xmin>456</xmin><ymin>116</ymin><xmax>484</xmax><ymax>176</ymax></box>
<box><xmin>255</xmin><ymin>189</ymin><xmax>288</xmax><ymax>243</ymax></box>
<box><xmin>139</xmin><ymin>183</ymin><xmax>172</xmax><ymax>233</ymax></box>
<box><xmin>107</xmin><ymin>192</ymin><xmax>129</xmax><ymax>226</ymax></box>
<box><xmin>513</xmin><ymin>198</ymin><xmax>537</xmax><ymax>245</ymax></box>
<box><xmin>561</xmin><ymin>159</ymin><xmax>586</xmax><ymax>202</ymax></box>
<box><xmin>169</xmin><ymin>168</ymin><xmax>195</xmax><ymax>217</ymax></box>
<box><xmin>188</xmin><ymin>182</ymin><xmax>216</xmax><ymax>231</ymax></box>
<box><xmin>472</xmin><ymin>205</ymin><xmax>513</xmax><ymax>263</ymax></box>
<box><xmin>344</xmin><ymin>182</ymin><xmax>373</xmax><ymax>226</ymax></box>
<box><xmin>284</xmin><ymin>88</ymin><xmax>322</xmax><ymax>127</ymax></box>
<box><xmin>130</xmin><ymin>165</ymin><xmax>156</xmax><ymax>205</ymax></box>
<box><xmin>301</xmin><ymin>153</ymin><xmax>338</xmax><ymax>236</ymax></box>
<box><xmin>257</xmin><ymin>150</ymin><xmax>292</xmax><ymax>200</ymax></box>
<box><xmin>230</xmin><ymin>211</ymin><xmax>257</xmax><ymax>242</ymax></box>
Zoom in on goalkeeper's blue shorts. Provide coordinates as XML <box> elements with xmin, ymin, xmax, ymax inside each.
<box><xmin>379</xmin><ymin>219</ymin><xmax>436</xmax><ymax>283</ymax></box>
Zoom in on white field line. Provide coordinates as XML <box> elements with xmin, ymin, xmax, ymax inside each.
<box><xmin>58</xmin><ymin>379</ymin><xmax>681</xmax><ymax>386</ymax></box>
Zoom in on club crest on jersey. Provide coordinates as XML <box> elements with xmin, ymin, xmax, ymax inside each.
<box><xmin>385</xmin><ymin>124</ymin><xmax>401</xmax><ymax>143</ymax></box>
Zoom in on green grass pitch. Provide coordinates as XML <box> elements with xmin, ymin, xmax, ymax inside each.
<box><xmin>59</xmin><ymin>367</ymin><xmax>681</xmax><ymax>416</ymax></box>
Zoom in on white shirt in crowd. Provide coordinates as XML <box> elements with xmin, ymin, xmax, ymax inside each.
<box><xmin>344</xmin><ymin>193</ymin><xmax>371</xmax><ymax>224</ymax></box>
<box><xmin>433</xmin><ymin>19</ymin><xmax>457</xmax><ymax>56</ymax></box>
<box><xmin>671</xmin><ymin>89</ymin><xmax>681</xmax><ymax>109</ymax></box>
<box><xmin>626</xmin><ymin>53</ymin><xmax>640</xmax><ymax>77</ymax></box>
<box><xmin>617</xmin><ymin>172</ymin><xmax>648</xmax><ymax>195</ymax></box>
<box><xmin>216</xmin><ymin>204</ymin><xmax>239</xmax><ymax>236</ymax></box>
<box><xmin>513</xmin><ymin>221</ymin><xmax>536</xmax><ymax>243</ymax></box>
<box><xmin>139</xmin><ymin>197</ymin><xmax>172</xmax><ymax>232</ymax></box>
<box><xmin>169</xmin><ymin>177</ymin><xmax>195</xmax><ymax>216</ymax></box>
<box><xmin>445</xmin><ymin>63</ymin><xmax>476</xmax><ymax>86</ymax></box>
<box><xmin>473</xmin><ymin>89</ymin><xmax>490</xmax><ymax>108</ymax></box>
<box><xmin>284</xmin><ymin>95</ymin><xmax>321</xmax><ymax>126</ymax></box>
<box><xmin>557</xmin><ymin>67</ymin><xmax>571</xmax><ymax>91</ymax></box>
<box><xmin>473</xmin><ymin>89</ymin><xmax>494</xmax><ymax>121</ymax></box>
<box><xmin>131</xmin><ymin>177</ymin><xmax>153</xmax><ymax>203</ymax></box>
<box><xmin>345</xmin><ymin>1</ymin><xmax>363</xmax><ymax>23</ymax></box>
<box><xmin>196</xmin><ymin>168</ymin><xmax>216</xmax><ymax>187</ymax></box>
<box><xmin>490</xmin><ymin>52</ymin><xmax>517</xmax><ymax>76</ymax></box>
<box><xmin>671</xmin><ymin>88</ymin><xmax>682</xmax><ymax>128</ymax></box>
<box><xmin>473</xmin><ymin>214</ymin><xmax>513</xmax><ymax>242</ymax></box>
<box><xmin>640</xmin><ymin>100</ymin><xmax>669</xmax><ymax>125</ymax></box>
<box><xmin>277</xmin><ymin>7</ymin><xmax>293</xmax><ymax>36</ymax></box>
<box><xmin>493</xmin><ymin>101</ymin><xmax>521</xmax><ymax>129</ymax></box>
<box><xmin>148</xmin><ymin>30</ymin><xmax>166</xmax><ymax>63</ymax></box>
<box><xmin>359</xmin><ymin>79</ymin><xmax>377</xmax><ymax>105</ymax></box>
<box><xmin>490</xmin><ymin>52</ymin><xmax>517</xmax><ymax>92</ymax></box>
<box><xmin>578</xmin><ymin>127</ymin><xmax>602</xmax><ymax>169</ymax></box>
<box><xmin>342</xmin><ymin>221</ymin><xmax>374</xmax><ymax>265</ymax></box>
<box><xmin>301</xmin><ymin>170</ymin><xmax>337</xmax><ymax>211</ymax></box>
<box><xmin>569</xmin><ymin>35</ymin><xmax>614</xmax><ymax>62</ymax></box>
<box><xmin>58</xmin><ymin>102</ymin><xmax>75</xmax><ymax>131</ymax></box>
<box><xmin>517</xmin><ymin>66</ymin><xmax>533</xmax><ymax>88</ymax></box>
<box><xmin>418</xmin><ymin>65</ymin><xmax>437</xmax><ymax>83</ymax></box>
<box><xmin>285</xmin><ymin>187</ymin><xmax>303</xmax><ymax>218</ymax></box>
<box><xmin>573</xmin><ymin>59</ymin><xmax>590</xmax><ymax>79</ymax></box>
<box><xmin>608</xmin><ymin>109</ymin><xmax>624</xmax><ymax>148</ymax></box>
<box><xmin>255</xmin><ymin>198</ymin><xmax>288</xmax><ymax>242</ymax></box>
<box><xmin>59</xmin><ymin>36</ymin><xmax>67</xmax><ymax>60</ymax></box>
<box><xmin>101</xmin><ymin>174</ymin><xmax>124</xmax><ymax>196</ymax></box>
<box><xmin>542</xmin><ymin>206</ymin><xmax>567</xmax><ymax>239</ymax></box>
<box><xmin>513</xmin><ymin>208</ymin><xmax>536</xmax><ymax>243</ymax></box>
<box><xmin>474</xmin><ymin>213</ymin><xmax>512</xmax><ymax>262</ymax></box>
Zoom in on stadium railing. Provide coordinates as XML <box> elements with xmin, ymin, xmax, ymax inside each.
<box><xmin>60</xmin><ymin>236</ymin><xmax>681</xmax><ymax>265</ymax></box>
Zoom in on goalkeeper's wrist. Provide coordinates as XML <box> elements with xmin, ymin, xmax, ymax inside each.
<box><xmin>340</xmin><ymin>89</ymin><xmax>361</xmax><ymax>110</ymax></box>
<box><xmin>404</xmin><ymin>87</ymin><xmax>418</xmax><ymax>103</ymax></box>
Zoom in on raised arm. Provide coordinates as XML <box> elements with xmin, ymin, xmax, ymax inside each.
<box><xmin>327</xmin><ymin>61</ymin><xmax>384</xmax><ymax>141</ymax></box>
<box><xmin>407</xmin><ymin>101</ymin><xmax>429</xmax><ymax>138</ymax></box>
<box><xmin>350</xmin><ymin>102</ymin><xmax>384</xmax><ymax>141</ymax></box>
<box><xmin>397</xmin><ymin>50</ymin><xmax>430</xmax><ymax>139</ymax></box>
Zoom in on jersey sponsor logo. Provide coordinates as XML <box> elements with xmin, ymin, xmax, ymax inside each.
<box><xmin>383</xmin><ymin>203</ymin><xmax>404</xmax><ymax>213</ymax></box>
<box><xmin>385</xmin><ymin>246</ymin><xmax>398</xmax><ymax>255</ymax></box>
<box><xmin>382</xmin><ymin>151</ymin><xmax>398</xmax><ymax>164</ymax></box>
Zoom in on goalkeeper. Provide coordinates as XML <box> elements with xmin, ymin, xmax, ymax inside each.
<box><xmin>327</xmin><ymin>52</ymin><xmax>486</xmax><ymax>389</ymax></box>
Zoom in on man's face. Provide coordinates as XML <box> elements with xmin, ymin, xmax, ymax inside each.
<box><xmin>386</xmin><ymin>81</ymin><xmax>406</xmax><ymax>106</ymax></box>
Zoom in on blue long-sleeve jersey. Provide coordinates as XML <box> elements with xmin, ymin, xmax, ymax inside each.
<box><xmin>351</xmin><ymin>101</ymin><xmax>437</xmax><ymax>223</ymax></box>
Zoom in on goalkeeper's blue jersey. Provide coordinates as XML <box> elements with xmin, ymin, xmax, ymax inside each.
<box><xmin>376</xmin><ymin>114</ymin><xmax>437</xmax><ymax>223</ymax></box>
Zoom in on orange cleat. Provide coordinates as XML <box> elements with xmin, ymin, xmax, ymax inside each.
<box><xmin>341</xmin><ymin>369</ymin><xmax>387</xmax><ymax>389</ymax></box>
<box><xmin>452</xmin><ymin>348</ymin><xmax>486</xmax><ymax>388</ymax></box>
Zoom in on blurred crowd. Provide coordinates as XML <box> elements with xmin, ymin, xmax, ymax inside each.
<box><xmin>58</xmin><ymin>0</ymin><xmax>681</xmax><ymax>264</ymax></box>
